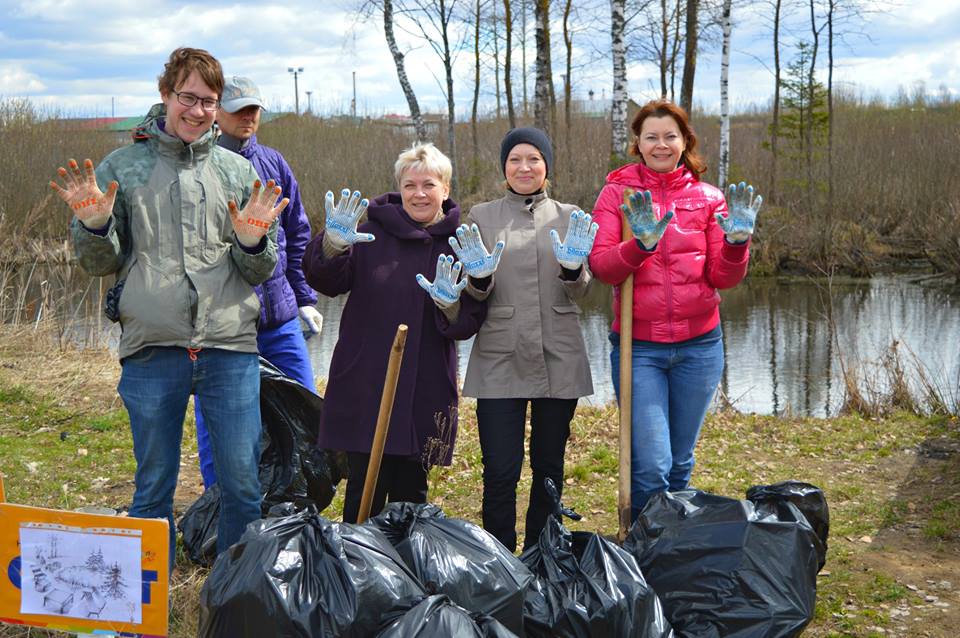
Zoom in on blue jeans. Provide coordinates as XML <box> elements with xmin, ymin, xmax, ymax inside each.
<box><xmin>118</xmin><ymin>346</ymin><xmax>262</xmax><ymax>565</ymax></box>
<box><xmin>195</xmin><ymin>316</ymin><xmax>315</xmax><ymax>488</ymax></box>
<box><xmin>610</xmin><ymin>328</ymin><xmax>724</xmax><ymax>521</ymax></box>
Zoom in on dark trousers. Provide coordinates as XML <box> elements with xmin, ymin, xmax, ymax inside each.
<box><xmin>342</xmin><ymin>452</ymin><xmax>428</xmax><ymax>523</ymax></box>
<box><xmin>477</xmin><ymin>397</ymin><xmax>577</xmax><ymax>552</ymax></box>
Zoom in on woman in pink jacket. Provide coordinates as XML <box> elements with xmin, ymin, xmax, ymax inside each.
<box><xmin>588</xmin><ymin>99</ymin><xmax>762</xmax><ymax>521</ymax></box>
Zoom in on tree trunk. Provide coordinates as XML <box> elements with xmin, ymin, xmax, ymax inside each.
<box><xmin>522</xmin><ymin>0</ymin><xmax>529</xmax><ymax>117</ymax></box>
<box><xmin>504</xmin><ymin>0</ymin><xmax>517</xmax><ymax>127</ymax></box>
<box><xmin>383</xmin><ymin>0</ymin><xmax>426</xmax><ymax>141</ymax></box>
<box><xmin>680</xmin><ymin>0</ymin><xmax>699</xmax><ymax>113</ymax></box>
<box><xmin>534</xmin><ymin>0</ymin><xmax>555</xmax><ymax>136</ymax></box>
<box><xmin>563</xmin><ymin>0</ymin><xmax>573</xmax><ymax>166</ymax></box>
<box><xmin>718</xmin><ymin>0</ymin><xmax>732</xmax><ymax>189</ymax></box>
<box><xmin>827</xmin><ymin>0</ymin><xmax>835</xmax><ymax>213</ymax></box>
<box><xmin>807</xmin><ymin>0</ymin><xmax>819</xmax><ymax>220</ymax></box>
<box><xmin>493</xmin><ymin>0</ymin><xmax>502</xmax><ymax>119</ymax></box>
<box><xmin>611</xmin><ymin>0</ymin><xmax>628</xmax><ymax>160</ymax></box>
<box><xmin>659</xmin><ymin>0</ymin><xmax>669</xmax><ymax>98</ymax></box>
<box><xmin>472</xmin><ymin>0</ymin><xmax>481</xmax><ymax>159</ymax></box>
<box><xmin>440</xmin><ymin>0</ymin><xmax>458</xmax><ymax>193</ymax></box>
<box><xmin>669</xmin><ymin>0</ymin><xmax>682</xmax><ymax>101</ymax></box>
<box><xmin>770</xmin><ymin>0</ymin><xmax>782</xmax><ymax>202</ymax></box>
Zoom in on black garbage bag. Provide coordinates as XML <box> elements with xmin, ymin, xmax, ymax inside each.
<box><xmin>747</xmin><ymin>481</ymin><xmax>829</xmax><ymax>570</ymax></box>
<box><xmin>199</xmin><ymin>509</ymin><xmax>426</xmax><ymax>638</ymax></box>
<box><xmin>179</xmin><ymin>358</ymin><xmax>346</xmax><ymax>565</ymax></box>
<box><xmin>178</xmin><ymin>483</ymin><xmax>221</xmax><ymax>565</ymax></box>
<box><xmin>376</xmin><ymin>595</ymin><xmax>519</xmax><ymax>637</ymax></box>
<box><xmin>624</xmin><ymin>488</ymin><xmax>824</xmax><ymax>638</ymax></box>
<box><xmin>365</xmin><ymin>502</ymin><xmax>533</xmax><ymax>636</ymax></box>
<box><xmin>519</xmin><ymin>479</ymin><xmax>674</xmax><ymax>638</ymax></box>
<box><xmin>258</xmin><ymin>358</ymin><xmax>343</xmax><ymax>510</ymax></box>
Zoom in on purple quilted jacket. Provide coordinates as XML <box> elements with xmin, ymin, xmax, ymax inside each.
<box><xmin>224</xmin><ymin>134</ymin><xmax>317</xmax><ymax>329</ymax></box>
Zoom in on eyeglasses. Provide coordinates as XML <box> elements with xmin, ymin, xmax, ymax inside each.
<box><xmin>173</xmin><ymin>91</ymin><xmax>220</xmax><ymax>112</ymax></box>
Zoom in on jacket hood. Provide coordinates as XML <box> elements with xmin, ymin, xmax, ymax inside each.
<box><xmin>132</xmin><ymin>103</ymin><xmax>218</xmax><ymax>158</ymax></box>
<box><xmin>368</xmin><ymin>192</ymin><xmax>461</xmax><ymax>239</ymax></box>
<box><xmin>604</xmin><ymin>162</ymin><xmax>697</xmax><ymax>191</ymax></box>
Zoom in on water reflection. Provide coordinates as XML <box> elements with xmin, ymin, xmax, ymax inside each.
<box><xmin>308</xmin><ymin>276</ymin><xmax>960</xmax><ymax>416</ymax></box>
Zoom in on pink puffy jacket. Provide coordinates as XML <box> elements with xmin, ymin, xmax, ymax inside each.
<box><xmin>588</xmin><ymin>162</ymin><xmax>750</xmax><ymax>343</ymax></box>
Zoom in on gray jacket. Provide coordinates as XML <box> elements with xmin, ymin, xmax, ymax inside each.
<box><xmin>462</xmin><ymin>190</ymin><xmax>594</xmax><ymax>399</ymax></box>
<box><xmin>71</xmin><ymin>109</ymin><xmax>278</xmax><ymax>360</ymax></box>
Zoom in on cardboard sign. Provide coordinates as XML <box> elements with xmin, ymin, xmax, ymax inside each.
<box><xmin>0</xmin><ymin>478</ymin><xmax>169</xmax><ymax>636</ymax></box>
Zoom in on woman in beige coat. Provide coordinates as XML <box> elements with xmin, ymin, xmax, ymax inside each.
<box><xmin>457</xmin><ymin>127</ymin><xmax>597</xmax><ymax>552</ymax></box>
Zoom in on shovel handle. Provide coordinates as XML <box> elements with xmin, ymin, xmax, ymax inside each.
<box><xmin>618</xmin><ymin>209</ymin><xmax>634</xmax><ymax>541</ymax></box>
<box><xmin>357</xmin><ymin>324</ymin><xmax>408</xmax><ymax>523</ymax></box>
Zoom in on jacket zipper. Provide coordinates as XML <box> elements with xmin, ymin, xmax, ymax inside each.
<box><xmin>659</xmin><ymin>180</ymin><xmax>674</xmax><ymax>341</ymax></box>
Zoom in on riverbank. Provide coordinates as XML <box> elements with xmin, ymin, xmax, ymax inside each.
<box><xmin>0</xmin><ymin>329</ymin><xmax>958</xmax><ymax>637</ymax></box>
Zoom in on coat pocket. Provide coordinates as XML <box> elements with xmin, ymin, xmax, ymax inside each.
<box><xmin>477</xmin><ymin>305</ymin><xmax>515</xmax><ymax>354</ymax></box>
<box><xmin>672</xmin><ymin>198</ymin><xmax>709</xmax><ymax>232</ymax></box>
<box><xmin>551</xmin><ymin>304</ymin><xmax>584</xmax><ymax>353</ymax></box>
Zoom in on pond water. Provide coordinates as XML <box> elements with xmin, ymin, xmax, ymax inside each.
<box><xmin>49</xmin><ymin>273</ymin><xmax>958</xmax><ymax>418</ymax></box>
<box><xmin>305</xmin><ymin>276</ymin><xmax>960</xmax><ymax>416</ymax></box>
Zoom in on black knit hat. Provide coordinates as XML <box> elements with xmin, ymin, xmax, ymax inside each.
<box><xmin>500</xmin><ymin>127</ymin><xmax>554</xmax><ymax>178</ymax></box>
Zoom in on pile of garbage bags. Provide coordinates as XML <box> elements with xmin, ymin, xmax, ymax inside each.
<box><xmin>179</xmin><ymin>358</ymin><xmax>347</xmax><ymax>566</ymax></box>
<box><xmin>198</xmin><ymin>475</ymin><xmax>827</xmax><ymax>637</ymax></box>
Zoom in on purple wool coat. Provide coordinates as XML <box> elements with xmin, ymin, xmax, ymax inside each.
<box><xmin>302</xmin><ymin>193</ymin><xmax>486</xmax><ymax>465</ymax></box>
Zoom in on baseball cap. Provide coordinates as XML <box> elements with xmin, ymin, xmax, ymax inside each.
<box><xmin>220</xmin><ymin>76</ymin><xmax>266</xmax><ymax>113</ymax></box>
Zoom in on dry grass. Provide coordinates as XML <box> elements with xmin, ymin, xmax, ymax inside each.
<box><xmin>6</xmin><ymin>96</ymin><xmax>959</xmax><ymax>278</ymax></box>
<box><xmin>1</xmin><ymin>327</ymin><xmax>958</xmax><ymax>637</ymax></box>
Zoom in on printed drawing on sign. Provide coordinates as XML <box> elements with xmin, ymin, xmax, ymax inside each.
<box><xmin>19</xmin><ymin>525</ymin><xmax>142</xmax><ymax>624</ymax></box>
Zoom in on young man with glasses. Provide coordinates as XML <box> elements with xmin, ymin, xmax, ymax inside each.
<box><xmin>49</xmin><ymin>47</ymin><xmax>286</xmax><ymax>566</ymax></box>
<box><xmin>191</xmin><ymin>76</ymin><xmax>323</xmax><ymax>489</ymax></box>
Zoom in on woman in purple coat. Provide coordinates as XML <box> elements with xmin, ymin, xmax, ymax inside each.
<box><xmin>303</xmin><ymin>143</ymin><xmax>486</xmax><ymax>523</ymax></box>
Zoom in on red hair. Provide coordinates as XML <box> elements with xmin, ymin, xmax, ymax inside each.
<box><xmin>628</xmin><ymin>99</ymin><xmax>707</xmax><ymax>177</ymax></box>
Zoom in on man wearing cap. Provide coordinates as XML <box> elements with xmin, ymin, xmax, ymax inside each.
<box><xmin>192</xmin><ymin>76</ymin><xmax>323</xmax><ymax>489</ymax></box>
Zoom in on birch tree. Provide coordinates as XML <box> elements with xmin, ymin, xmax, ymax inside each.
<box><xmin>504</xmin><ymin>0</ymin><xmax>517</xmax><ymax>127</ymax></box>
<box><xmin>382</xmin><ymin>0</ymin><xmax>427</xmax><ymax>141</ymax></box>
<box><xmin>679</xmin><ymin>0</ymin><xmax>700</xmax><ymax>112</ymax></box>
<box><xmin>769</xmin><ymin>0</ymin><xmax>783</xmax><ymax>202</ymax></box>
<box><xmin>471</xmin><ymin>0</ymin><xmax>482</xmax><ymax>159</ymax></box>
<box><xmin>718</xmin><ymin>0</ymin><xmax>732</xmax><ymax>188</ymax></box>
<box><xmin>533</xmin><ymin>0</ymin><xmax>556</xmax><ymax>136</ymax></box>
<box><xmin>611</xmin><ymin>0</ymin><xmax>629</xmax><ymax>160</ymax></box>
<box><xmin>390</xmin><ymin>0</ymin><xmax>466</xmax><ymax>191</ymax></box>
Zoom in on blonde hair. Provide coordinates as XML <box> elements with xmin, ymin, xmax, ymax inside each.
<box><xmin>394</xmin><ymin>142</ymin><xmax>452</xmax><ymax>187</ymax></box>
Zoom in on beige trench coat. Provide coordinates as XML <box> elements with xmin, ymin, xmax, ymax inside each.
<box><xmin>462</xmin><ymin>190</ymin><xmax>594</xmax><ymax>399</ymax></box>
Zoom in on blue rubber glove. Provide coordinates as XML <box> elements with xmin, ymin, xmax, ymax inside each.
<box><xmin>621</xmin><ymin>189</ymin><xmax>674</xmax><ymax>251</ymax></box>
<box><xmin>416</xmin><ymin>254</ymin><xmax>468</xmax><ymax>309</ymax></box>
<box><xmin>550</xmin><ymin>209</ymin><xmax>599</xmax><ymax>270</ymax></box>
<box><xmin>448</xmin><ymin>223</ymin><xmax>505</xmax><ymax>279</ymax></box>
<box><xmin>716</xmin><ymin>182</ymin><xmax>763</xmax><ymax>244</ymax></box>
<box><xmin>324</xmin><ymin>188</ymin><xmax>374</xmax><ymax>250</ymax></box>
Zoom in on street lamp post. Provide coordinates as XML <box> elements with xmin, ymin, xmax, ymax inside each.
<box><xmin>287</xmin><ymin>67</ymin><xmax>304</xmax><ymax>115</ymax></box>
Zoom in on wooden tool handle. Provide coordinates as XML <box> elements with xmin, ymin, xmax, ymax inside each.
<box><xmin>357</xmin><ymin>324</ymin><xmax>409</xmax><ymax>524</ymax></box>
<box><xmin>618</xmin><ymin>211</ymin><xmax>635</xmax><ymax>542</ymax></box>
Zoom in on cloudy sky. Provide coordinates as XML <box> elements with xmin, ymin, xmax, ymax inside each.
<box><xmin>1</xmin><ymin>0</ymin><xmax>958</xmax><ymax>119</ymax></box>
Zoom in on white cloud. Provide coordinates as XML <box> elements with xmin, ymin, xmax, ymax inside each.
<box><xmin>0</xmin><ymin>63</ymin><xmax>45</xmax><ymax>93</ymax></box>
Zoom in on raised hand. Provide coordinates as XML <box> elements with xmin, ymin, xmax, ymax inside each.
<box><xmin>716</xmin><ymin>182</ymin><xmax>763</xmax><ymax>244</ymax></box>
<box><xmin>448</xmin><ymin>223</ymin><xmax>505</xmax><ymax>279</ymax></box>
<box><xmin>621</xmin><ymin>189</ymin><xmax>673</xmax><ymax>251</ymax></box>
<box><xmin>229</xmin><ymin>179</ymin><xmax>289</xmax><ymax>247</ymax></box>
<box><xmin>551</xmin><ymin>209</ymin><xmax>599</xmax><ymax>270</ymax></box>
<box><xmin>416</xmin><ymin>254</ymin><xmax>467</xmax><ymax>309</ymax></box>
<box><xmin>49</xmin><ymin>158</ymin><xmax>119</xmax><ymax>230</ymax></box>
<box><xmin>325</xmin><ymin>188</ymin><xmax>374</xmax><ymax>249</ymax></box>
